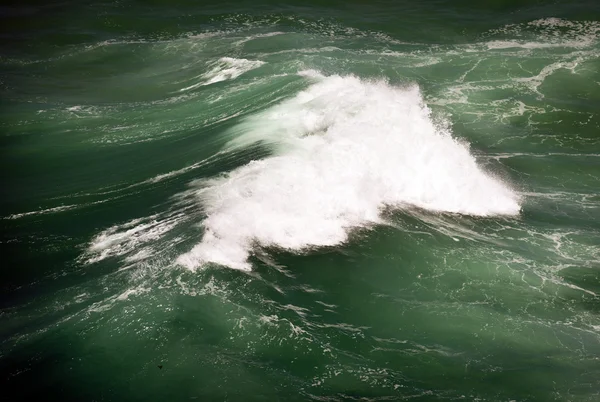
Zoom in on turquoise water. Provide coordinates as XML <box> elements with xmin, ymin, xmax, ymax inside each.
<box><xmin>2</xmin><ymin>1</ymin><xmax>600</xmax><ymax>400</ymax></box>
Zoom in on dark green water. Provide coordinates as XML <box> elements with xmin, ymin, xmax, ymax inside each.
<box><xmin>2</xmin><ymin>1</ymin><xmax>600</xmax><ymax>400</ymax></box>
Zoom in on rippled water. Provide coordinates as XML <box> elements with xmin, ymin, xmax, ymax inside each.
<box><xmin>2</xmin><ymin>1</ymin><xmax>600</xmax><ymax>400</ymax></box>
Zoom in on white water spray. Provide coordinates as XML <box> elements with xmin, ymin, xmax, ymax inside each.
<box><xmin>177</xmin><ymin>73</ymin><xmax>521</xmax><ymax>270</ymax></box>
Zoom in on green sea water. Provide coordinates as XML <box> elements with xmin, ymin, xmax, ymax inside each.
<box><xmin>2</xmin><ymin>1</ymin><xmax>600</xmax><ymax>400</ymax></box>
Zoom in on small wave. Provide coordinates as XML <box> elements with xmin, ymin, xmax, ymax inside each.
<box><xmin>177</xmin><ymin>73</ymin><xmax>521</xmax><ymax>271</ymax></box>
<box><xmin>484</xmin><ymin>18</ymin><xmax>600</xmax><ymax>49</ymax></box>
<box><xmin>179</xmin><ymin>57</ymin><xmax>265</xmax><ymax>91</ymax></box>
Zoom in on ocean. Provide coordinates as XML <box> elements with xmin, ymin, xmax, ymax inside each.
<box><xmin>1</xmin><ymin>0</ymin><xmax>600</xmax><ymax>400</ymax></box>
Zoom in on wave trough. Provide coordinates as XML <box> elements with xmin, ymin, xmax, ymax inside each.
<box><xmin>177</xmin><ymin>73</ymin><xmax>521</xmax><ymax>270</ymax></box>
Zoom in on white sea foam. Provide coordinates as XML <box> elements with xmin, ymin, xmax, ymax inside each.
<box><xmin>3</xmin><ymin>204</ymin><xmax>78</xmax><ymax>220</ymax></box>
<box><xmin>177</xmin><ymin>73</ymin><xmax>521</xmax><ymax>271</ymax></box>
<box><xmin>3</xmin><ymin>197</ymin><xmax>120</xmax><ymax>220</ymax></box>
<box><xmin>485</xmin><ymin>40</ymin><xmax>579</xmax><ymax>50</ymax></box>
<box><xmin>84</xmin><ymin>213</ymin><xmax>184</xmax><ymax>264</ymax></box>
<box><xmin>179</xmin><ymin>57</ymin><xmax>265</xmax><ymax>91</ymax></box>
<box><xmin>485</xmin><ymin>18</ymin><xmax>600</xmax><ymax>49</ymax></box>
<box><xmin>140</xmin><ymin>153</ymin><xmax>221</xmax><ymax>185</ymax></box>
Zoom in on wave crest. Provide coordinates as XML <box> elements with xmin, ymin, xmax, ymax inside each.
<box><xmin>177</xmin><ymin>73</ymin><xmax>521</xmax><ymax>270</ymax></box>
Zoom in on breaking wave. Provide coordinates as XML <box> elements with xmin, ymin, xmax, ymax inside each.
<box><xmin>177</xmin><ymin>73</ymin><xmax>521</xmax><ymax>270</ymax></box>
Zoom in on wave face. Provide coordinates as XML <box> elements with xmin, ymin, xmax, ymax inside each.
<box><xmin>177</xmin><ymin>74</ymin><xmax>520</xmax><ymax>270</ymax></box>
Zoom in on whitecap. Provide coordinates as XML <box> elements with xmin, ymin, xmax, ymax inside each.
<box><xmin>179</xmin><ymin>57</ymin><xmax>265</xmax><ymax>91</ymax></box>
<box><xmin>177</xmin><ymin>73</ymin><xmax>521</xmax><ymax>271</ymax></box>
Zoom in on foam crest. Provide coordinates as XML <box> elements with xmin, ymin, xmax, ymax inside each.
<box><xmin>177</xmin><ymin>74</ymin><xmax>521</xmax><ymax>270</ymax></box>
<box><xmin>179</xmin><ymin>57</ymin><xmax>265</xmax><ymax>91</ymax></box>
